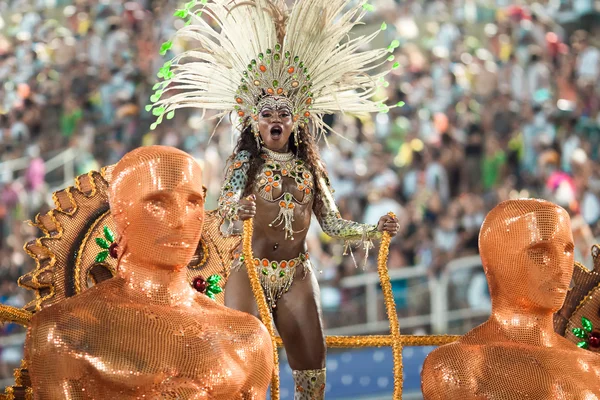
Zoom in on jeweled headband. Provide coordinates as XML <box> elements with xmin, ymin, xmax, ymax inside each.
<box><xmin>257</xmin><ymin>96</ymin><xmax>293</xmax><ymax>114</ymax></box>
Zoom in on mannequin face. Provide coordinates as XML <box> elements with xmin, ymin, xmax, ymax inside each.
<box><xmin>481</xmin><ymin>200</ymin><xmax>574</xmax><ymax>312</ymax></box>
<box><xmin>111</xmin><ymin>148</ymin><xmax>205</xmax><ymax>270</ymax></box>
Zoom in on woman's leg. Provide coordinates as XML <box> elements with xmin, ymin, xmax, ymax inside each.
<box><xmin>224</xmin><ymin>266</ymin><xmax>259</xmax><ymax>319</ymax></box>
<box><xmin>274</xmin><ymin>269</ymin><xmax>326</xmax><ymax>399</ymax></box>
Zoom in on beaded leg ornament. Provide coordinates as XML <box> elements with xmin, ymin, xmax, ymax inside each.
<box><xmin>292</xmin><ymin>368</ymin><xmax>326</xmax><ymax>400</ymax></box>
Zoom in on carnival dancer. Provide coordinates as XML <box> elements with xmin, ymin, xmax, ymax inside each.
<box><xmin>148</xmin><ymin>0</ymin><xmax>400</xmax><ymax>397</ymax></box>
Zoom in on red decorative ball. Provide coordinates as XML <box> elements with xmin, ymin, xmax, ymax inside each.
<box><xmin>109</xmin><ymin>242</ymin><xmax>119</xmax><ymax>259</ymax></box>
<box><xmin>589</xmin><ymin>331</ymin><xmax>600</xmax><ymax>348</ymax></box>
<box><xmin>193</xmin><ymin>277</ymin><xmax>207</xmax><ymax>293</ymax></box>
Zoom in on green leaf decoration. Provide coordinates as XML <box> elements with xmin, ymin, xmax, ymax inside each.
<box><xmin>392</xmin><ymin>62</ymin><xmax>400</xmax><ymax>69</ymax></box>
<box><xmin>207</xmin><ymin>285</ymin><xmax>223</xmax><ymax>295</ymax></box>
<box><xmin>206</xmin><ymin>292</ymin><xmax>216</xmax><ymax>300</ymax></box>
<box><xmin>380</xmin><ymin>22</ymin><xmax>387</xmax><ymax>30</ymax></box>
<box><xmin>152</xmin><ymin>106</ymin><xmax>165</xmax><ymax>116</ymax></box>
<box><xmin>152</xmin><ymin>83</ymin><xmax>161</xmax><ymax>90</ymax></box>
<box><xmin>577</xmin><ymin>341</ymin><xmax>589</xmax><ymax>349</ymax></box>
<box><xmin>200</xmin><ymin>0</ymin><xmax>208</xmax><ymax>3</ymax></box>
<box><xmin>582</xmin><ymin>317</ymin><xmax>593</xmax><ymax>333</ymax></box>
<box><xmin>387</xmin><ymin>55</ymin><xmax>395</xmax><ymax>61</ymax></box>
<box><xmin>397</xmin><ymin>101</ymin><xmax>405</xmax><ymax>107</ymax></box>
<box><xmin>207</xmin><ymin>275</ymin><xmax>221</xmax><ymax>285</ymax></box>
<box><xmin>378</xmin><ymin>103</ymin><xmax>390</xmax><ymax>113</ymax></box>
<box><xmin>362</xmin><ymin>3</ymin><xmax>375</xmax><ymax>11</ymax></box>
<box><xmin>572</xmin><ymin>328</ymin><xmax>587</xmax><ymax>339</ymax></box>
<box><xmin>159</xmin><ymin>41</ymin><xmax>173</xmax><ymax>56</ymax></box>
<box><xmin>103</xmin><ymin>226</ymin><xmax>115</xmax><ymax>243</ymax></box>
<box><xmin>95</xmin><ymin>251</ymin><xmax>109</xmax><ymax>263</ymax></box>
<box><xmin>167</xmin><ymin>111</ymin><xmax>175</xmax><ymax>120</ymax></box>
<box><xmin>185</xmin><ymin>18</ymin><xmax>192</xmax><ymax>26</ymax></box>
<box><xmin>150</xmin><ymin>122</ymin><xmax>159</xmax><ymax>130</ymax></box>
<box><xmin>145</xmin><ymin>105</ymin><xmax>153</xmax><ymax>112</ymax></box>
<box><xmin>173</xmin><ymin>9</ymin><xmax>188</xmax><ymax>18</ymax></box>
<box><xmin>388</xmin><ymin>40</ymin><xmax>400</xmax><ymax>50</ymax></box>
<box><xmin>185</xmin><ymin>0</ymin><xmax>196</xmax><ymax>9</ymax></box>
<box><xmin>96</xmin><ymin>238</ymin><xmax>110</xmax><ymax>249</ymax></box>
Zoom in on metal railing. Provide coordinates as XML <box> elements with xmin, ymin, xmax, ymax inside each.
<box><xmin>0</xmin><ymin>147</ymin><xmax>78</xmax><ymax>200</ymax></box>
<box><xmin>326</xmin><ymin>255</ymin><xmax>489</xmax><ymax>336</ymax></box>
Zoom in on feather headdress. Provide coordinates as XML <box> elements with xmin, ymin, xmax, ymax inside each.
<box><xmin>148</xmin><ymin>0</ymin><xmax>401</xmax><ymax>139</ymax></box>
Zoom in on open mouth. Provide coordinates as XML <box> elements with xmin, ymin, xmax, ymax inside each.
<box><xmin>270</xmin><ymin>126</ymin><xmax>282</xmax><ymax>139</ymax></box>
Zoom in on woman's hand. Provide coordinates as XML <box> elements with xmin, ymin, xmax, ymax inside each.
<box><xmin>377</xmin><ymin>214</ymin><xmax>399</xmax><ymax>237</ymax></box>
<box><xmin>238</xmin><ymin>195</ymin><xmax>257</xmax><ymax>221</ymax></box>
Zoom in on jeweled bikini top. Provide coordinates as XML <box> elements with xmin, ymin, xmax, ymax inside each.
<box><xmin>256</xmin><ymin>148</ymin><xmax>314</xmax><ymax>239</ymax></box>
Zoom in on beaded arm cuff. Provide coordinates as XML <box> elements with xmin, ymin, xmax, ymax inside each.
<box><xmin>218</xmin><ymin>151</ymin><xmax>251</xmax><ymax>234</ymax></box>
<box><xmin>316</xmin><ymin>176</ymin><xmax>380</xmax><ymax>265</ymax></box>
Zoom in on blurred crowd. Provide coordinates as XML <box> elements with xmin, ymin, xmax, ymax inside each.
<box><xmin>0</xmin><ymin>0</ymin><xmax>600</xmax><ymax>379</ymax></box>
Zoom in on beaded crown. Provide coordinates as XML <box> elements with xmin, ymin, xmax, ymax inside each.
<box><xmin>147</xmin><ymin>0</ymin><xmax>401</xmax><ymax>138</ymax></box>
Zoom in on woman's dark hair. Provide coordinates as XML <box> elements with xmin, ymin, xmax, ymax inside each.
<box><xmin>230</xmin><ymin>123</ymin><xmax>329</xmax><ymax>217</ymax></box>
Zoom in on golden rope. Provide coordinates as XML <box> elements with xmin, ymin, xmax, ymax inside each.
<box><xmin>0</xmin><ymin>305</ymin><xmax>32</xmax><ymax>327</ymax></box>
<box><xmin>273</xmin><ymin>335</ymin><xmax>460</xmax><ymax>348</ymax></box>
<box><xmin>378</xmin><ymin>212</ymin><xmax>402</xmax><ymax>399</ymax></box>
<box><xmin>242</xmin><ymin>219</ymin><xmax>280</xmax><ymax>400</ymax></box>
<box><xmin>242</xmin><ymin>212</ymin><xmax>461</xmax><ymax>399</ymax></box>
<box><xmin>2</xmin><ymin>387</ymin><xmax>13</xmax><ymax>400</ymax></box>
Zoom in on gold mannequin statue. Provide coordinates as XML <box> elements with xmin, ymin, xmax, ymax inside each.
<box><xmin>421</xmin><ymin>199</ymin><xmax>600</xmax><ymax>400</ymax></box>
<box><xmin>25</xmin><ymin>146</ymin><xmax>274</xmax><ymax>399</ymax></box>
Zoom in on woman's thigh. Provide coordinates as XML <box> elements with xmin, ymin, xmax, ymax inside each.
<box><xmin>274</xmin><ymin>270</ymin><xmax>326</xmax><ymax>370</ymax></box>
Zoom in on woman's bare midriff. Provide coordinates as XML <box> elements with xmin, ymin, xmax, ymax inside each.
<box><xmin>249</xmin><ymin>193</ymin><xmax>313</xmax><ymax>273</ymax></box>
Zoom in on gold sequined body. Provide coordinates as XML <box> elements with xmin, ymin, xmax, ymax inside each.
<box><xmin>423</xmin><ymin>334</ymin><xmax>600</xmax><ymax>399</ymax></box>
<box><xmin>26</xmin><ymin>277</ymin><xmax>272</xmax><ymax>399</ymax></box>
<box><xmin>421</xmin><ymin>199</ymin><xmax>600</xmax><ymax>400</ymax></box>
<box><xmin>25</xmin><ymin>146</ymin><xmax>274</xmax><ymax>400</ymax></box>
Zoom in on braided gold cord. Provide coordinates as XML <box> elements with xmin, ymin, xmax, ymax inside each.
<box><xmin>241</xmin><ymin>213</ymin><xmax>461</xmax><ymax>399</ymax></box>
<box><xmin>3</xmin><ymin>387</ymin><xmax>13</xmax><ymax>400</ymax></box>
<box><xmin>242</xmin><ymin>219</ymin><xmax>280</xmax><ymax>400</ymax></box>
<box><xmin>0</xmin><ymin>305</ymin><xmax>32</xmax><ymax>327</ymax></box>
<box><xmin>378</xmin><ymin>212</ymin><xmax>403</xmax><ymax>399</ymax></box>
<box><xmin>273</xmin><ymin>335</ymin><xmax>460</xmax><ymax>348</ymax></box>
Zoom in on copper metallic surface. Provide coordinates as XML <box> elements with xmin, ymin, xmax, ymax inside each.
<box><xmin>19</xmin><ymin>168</ymin><xmax>238</xmax><ymax>312</ymax></box>
<box><xmin>421</xmin><ymin>199</ymin><xmax>600</xmax><ymax>400</ymax></box>
<box><xmin>25</xmin><ymin>146</ymin><xmax>273</xmax><ymax>399</ymax></box>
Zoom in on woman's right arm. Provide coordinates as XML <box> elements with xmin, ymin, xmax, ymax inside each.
<box><xmin>218</xmin><ymin>151</ymin><xmax>250</xmax><ymax>230</ymax></box>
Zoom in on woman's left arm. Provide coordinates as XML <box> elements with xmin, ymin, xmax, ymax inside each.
<box><xmin>315</xmin><ymin>173</ymin><xmax>381</xmax><ymax>242</ymax></box>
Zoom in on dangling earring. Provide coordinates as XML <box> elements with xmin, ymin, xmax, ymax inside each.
<box><xmin>293</xmin><ymin>127</ymin><xmax>299</xmax><ymax>152</ymax></box>
<box><xmin>253</xmin><ymin>127</ymin><xmax>262</xmax><ymax>149</ymax></box>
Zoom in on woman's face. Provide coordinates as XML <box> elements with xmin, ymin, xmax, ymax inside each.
<box><xmin>257</xmin><ymin>98</ymin><xmax>294</xmax><ymax>152</ymax></box>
